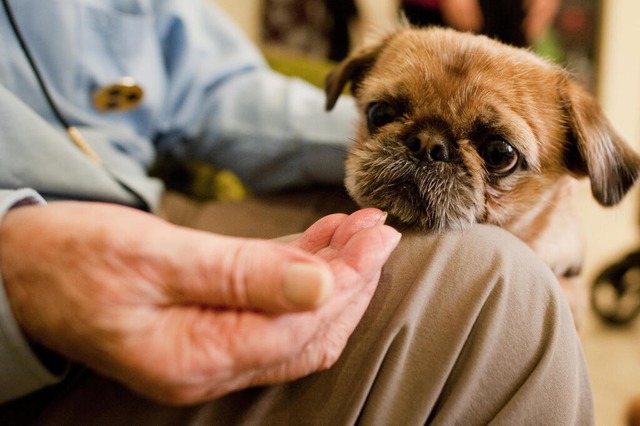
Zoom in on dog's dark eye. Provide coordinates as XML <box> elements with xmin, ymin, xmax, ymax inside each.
<box><xmin>482</xmin><ymin>138</ymin><xmax>519</xmax><ymax>175</ymax></box>
<box><xmin>367</xmin><ymin>102</ymin><xmax>398</xmax><ymax>132</ymax></box>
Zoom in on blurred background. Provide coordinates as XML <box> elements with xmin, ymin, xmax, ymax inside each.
<box><xmin>213</xmin><ymin>0</ymin><xmax>639</xmax><ymax>424</ymax></box>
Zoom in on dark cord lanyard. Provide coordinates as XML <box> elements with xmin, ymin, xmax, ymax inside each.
<box><xmin>2</xmin><ymin>0</ymin><xmax>151</xmax><ymax>211</ymax></box>
<box><xmin>2</xmin><ymin>0</ymin><xmax>102</xmax><ymax>164</ymax></box>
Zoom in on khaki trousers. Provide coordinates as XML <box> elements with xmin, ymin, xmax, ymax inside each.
<box><xmin>1</xmin><ymin>190</ymin><xmax>594</xmax><ymax>425</ymax></box>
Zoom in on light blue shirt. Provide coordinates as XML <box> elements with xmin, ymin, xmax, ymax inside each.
<box><xmin>0</xmin><ymin>0</ymin><xmax>358</xmax><ymax>402</ymax></box>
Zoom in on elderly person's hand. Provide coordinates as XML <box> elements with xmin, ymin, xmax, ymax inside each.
<box><xmin>0</xmin><ymin>202</ymin><xmax>400</xmax><ymax>404</ymax></box>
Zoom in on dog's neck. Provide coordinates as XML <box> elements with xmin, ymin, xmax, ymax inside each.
<box><xmin>504</xmin><ymin>176</ymin><xmax>584</xmax><ymax>277</ymax></box>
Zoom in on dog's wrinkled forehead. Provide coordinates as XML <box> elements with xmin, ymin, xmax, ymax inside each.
<box><xmin>361</xmin><ymin>30</ymin><xmax>555</xmax><ymax>108</ymax></box>
<box><xmin>355</xmin><ymin>28</ymin><xmax>565</xmax><ymax>168</ymax></box>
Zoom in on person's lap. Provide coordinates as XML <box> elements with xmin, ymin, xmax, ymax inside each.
<box><xmin>0</xmin><ymin>190</ymin><xmax>593</xmax><ymax>425</ymax></box>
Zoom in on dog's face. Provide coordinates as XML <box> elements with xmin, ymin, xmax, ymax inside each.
<box><xmin>325</xmin><ymin>27</ymin><xmax>640</xmax><ymax>232</ymax></box>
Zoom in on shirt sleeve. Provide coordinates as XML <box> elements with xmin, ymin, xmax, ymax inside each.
<box><xmin>0</xmin><ymin>189</ymin><xmax>68</xmax><ymax>403</ymax></box>
<box><xmin>153</xmin><ymin>0</ymin><xmax>359</xmax><ymax>193</ymax></box>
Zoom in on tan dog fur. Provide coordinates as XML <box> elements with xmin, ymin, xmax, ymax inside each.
<box><xmin>325</xmin><ymin>27</ymin><xmax>640</xmax><ymax>328</ymax></box>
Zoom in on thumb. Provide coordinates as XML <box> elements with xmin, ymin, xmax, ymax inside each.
<box><xmin>166</xmin><ymin>232</ymin><xmax>334</xmax><ymax>313</ymax></box>
<box><xmin>224</xmin><ymin>238</ymin><xmax>335</xmax><ymax>312</ymax></box>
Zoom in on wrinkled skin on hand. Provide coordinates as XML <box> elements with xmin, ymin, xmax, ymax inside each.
<box><xmin>0</xmin><ymin>202</ymin><xmax>400</xmax><ymax>405</ymax></box>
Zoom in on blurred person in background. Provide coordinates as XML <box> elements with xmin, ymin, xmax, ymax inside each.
<box><xmin>401</xmin><ymin>0</ymin><xmax>560</xmax><ymax>46</ymax></box>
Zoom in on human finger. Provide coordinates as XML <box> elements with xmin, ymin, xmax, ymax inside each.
<box><xmin>293</xmin><ymin>208</ymin><xmax>387</xmax><ymax>254</ymax></box>
<box><xmin>203</xmin><ymin>224</ymin><xmax>402</xmax><ymax>398</ymax></box>
<box><xmin>163</xmin><ymin>209</ymin><xmax>389</xmax><ymax>313</ymax></box>
<box><xmin>159</xmin><ymin>232</ymin><xmax>336</xmax><ymax>312</ymax></box>
<box><xmin>328</xmin><ymin>223</ymin><xmax>402</xmax><ymax>288</ymax></box>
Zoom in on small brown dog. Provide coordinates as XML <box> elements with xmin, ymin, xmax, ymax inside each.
<box><xmin>325</xmin><ymin>26</ymin><xmax>640</xmax><ymax>328</ymax></box>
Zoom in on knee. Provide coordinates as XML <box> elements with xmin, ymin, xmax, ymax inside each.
<box><xmin>374</xmin><ymin>225</ymin><xmax>575</xmax><ymax>358</ymax></box>
<box><xmin>367</xmin><ymin>225</ymin><xmax>592</xmax><ymax>423</ymax></box>
<box><xmin>385</xmin><ymin>224</ymin><xmax>562</xmax><ymax>300</ymax></box>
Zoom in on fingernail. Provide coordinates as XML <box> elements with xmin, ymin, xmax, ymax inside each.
<box><xmin>283</xmin><ymin>263</ymin><xmax>333</xmax><ymax>310</ymax></box>
<box><xmin>392</xmin><ymin>229</ymin><xmax>402</xmax><ymax>245</ymax></box>
<box><xmin>382</xmin><ymin>228</ymin><xmax>402</xmax><ymax>253</ymax></box>
<box><xmin>378</xmin><ymin>212</ymin><xmax>389</xmax><ymax>225</ymax></box>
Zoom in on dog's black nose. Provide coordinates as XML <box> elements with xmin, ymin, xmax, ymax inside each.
<box><xmin>406</xmin><ymin>133</ymin><xmax>451</xmax><ymax>163</ymax></box>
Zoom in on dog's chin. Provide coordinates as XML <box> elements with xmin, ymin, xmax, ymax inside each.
<box><xmin>345</xmin><ymin>145</ymin><xmax>485</xmax><ymax>233</ymax></box>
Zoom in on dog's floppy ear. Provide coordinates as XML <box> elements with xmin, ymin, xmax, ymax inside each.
<box><xmin>324</xmin><ymin>42</ymin><xmax>385</xmax><ymax>111</ymax></box>
<box><xmin>562</xmin><ymin>77</ymin><xmax>640</xmax><ymax>206</ymax></box>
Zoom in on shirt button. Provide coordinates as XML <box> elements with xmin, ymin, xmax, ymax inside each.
<box><xmin>92</xmin><ymin>77</ymin><xmax>144</xmax><ymax>112</ymax></box>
